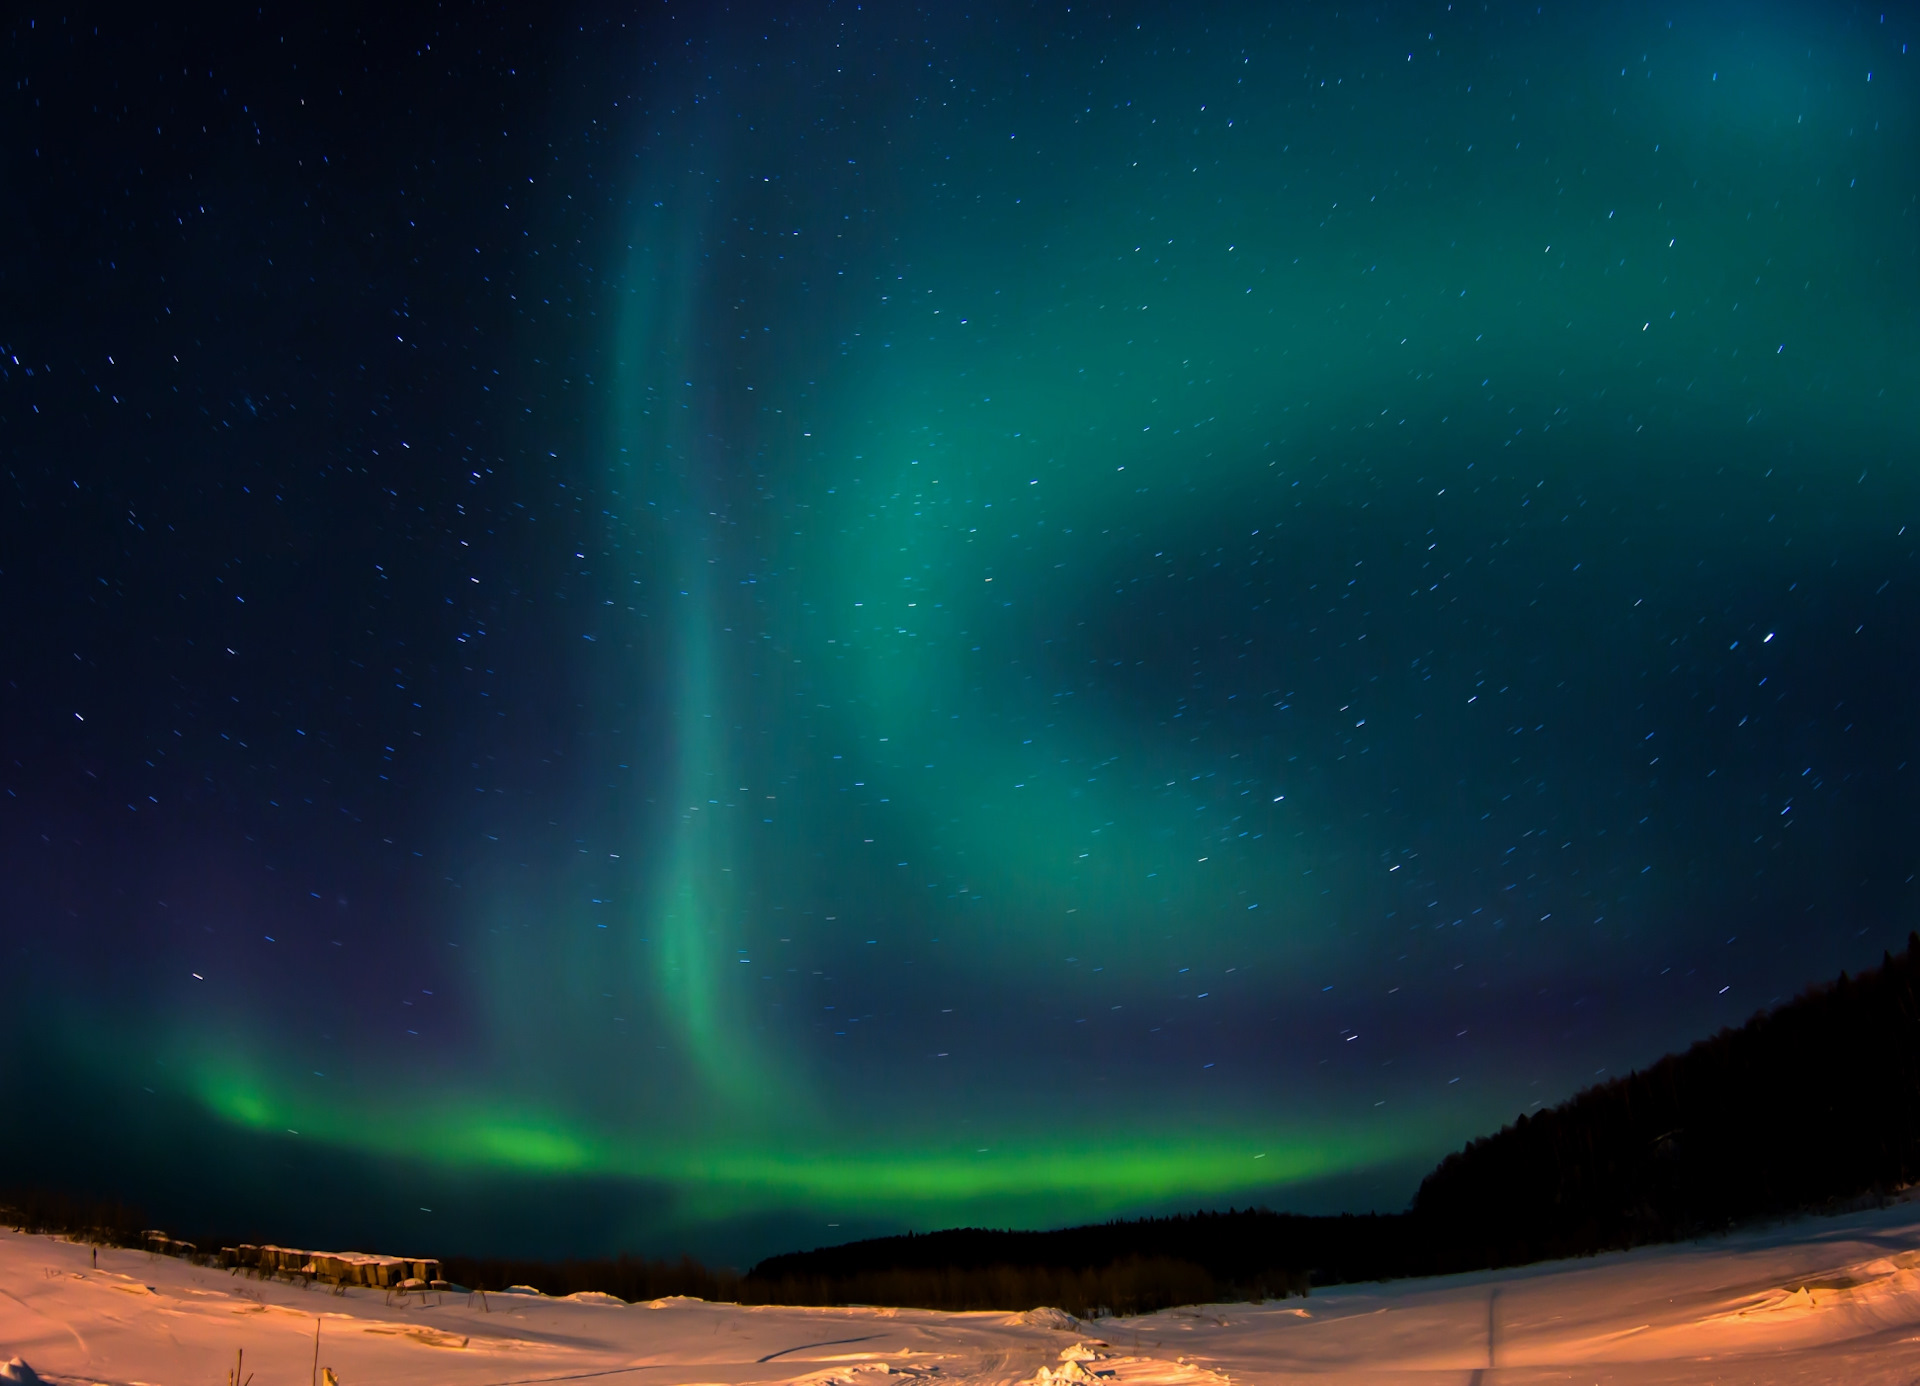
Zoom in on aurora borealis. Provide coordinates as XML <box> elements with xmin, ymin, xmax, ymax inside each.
<box><xmin>4</xmin><ymin>2</ymin><xmax>1918</xmax><ymax>1264</ymax></box>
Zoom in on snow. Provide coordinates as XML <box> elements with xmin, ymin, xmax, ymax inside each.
<box><xmin>7</xmin><ymin>1203</ymin><xmax>1920</xmax><ymax>1384</ymax></box>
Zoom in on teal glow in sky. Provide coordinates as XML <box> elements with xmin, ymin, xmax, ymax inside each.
<box><xmin>6</xmin><ymin>1</ymin><xmax>1918</xmax><ymax>1264</ymax></box>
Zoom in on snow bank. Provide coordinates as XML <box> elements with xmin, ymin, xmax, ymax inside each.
<box><xmin>1010</xmin><ymin>1306</ymin><xmax>1083</xmax><ymax>1330</ymax></box>
<box><xmin>8</xmin><ymin>1204</ymin><xmax>1920</xmax><ymax>1383</ymax></box>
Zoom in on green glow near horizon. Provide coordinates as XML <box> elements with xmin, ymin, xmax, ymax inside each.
<box><xmin>136</xmin><ymin>6</ymin><xmax>1917</xmax><ymax>1251</ymax></box>
<box><xmin>188</xmin><ymin>1057</ymin><xmax>1399</xmax><ymax>1224</ymax></box>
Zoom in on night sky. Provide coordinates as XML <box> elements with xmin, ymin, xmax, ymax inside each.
<box><xmin>4</xmin><ymin>2</ymin><xmax>1917</xmax><ymax>1267</ymax></box>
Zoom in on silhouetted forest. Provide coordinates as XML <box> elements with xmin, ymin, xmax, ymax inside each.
<box><xmin>13</xmin><ymin>935</ymin><xmax>1920</xmax><ymax>1311</ymax></box>
<box><xmin>747</xmin><ymin>1215</ymin><xmax>1315</xmax><ymax>1314</ymax></box>
<box><xmin>738</xmin><ymin>933</ymin><xmax>1920</xmax><ymax>1299</ymax></box>
<box><xmin>739</xmin><ymin>1210</ymin><xmax>1417</xmax><ymax>1305</ymax></box>
<box><xmin>1408</xmin><ymin>931</ymin><xmax>1920</xmax><ymax>1268</ymax></box>
<box><xmin>0</xmin><ymin>1188</ymin><xmax>148</xmax><ymax>1246</ymax></box>
<box><xmin>438</xmin><ymin>1251</ymin><xmax>741</xmax><ymax>1303</ymax></box>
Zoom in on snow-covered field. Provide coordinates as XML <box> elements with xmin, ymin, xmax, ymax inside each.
<box><xmin>7</xmin><ymin>1203</ymin><xmax>1920</xmax><ymax>1385</ymax></box>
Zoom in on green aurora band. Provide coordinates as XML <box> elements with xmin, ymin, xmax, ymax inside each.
<box><xmin>132</xmin><ymin>4</ymin><xmax>1917</xmax><ymax>1249</ymax></box>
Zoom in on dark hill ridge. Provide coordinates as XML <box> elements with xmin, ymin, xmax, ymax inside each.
<box><xmin>748</xmin><ymin>934</ymin><xmax>1920</xmax><ymax>1300</ymax></box>
<box><xmin>745</xmin><ymin>1214</ymin><xmax>1323</xmax><ymax>1311</ymax></box>
<box><xmin>749</xmin><ymin>1214</ymin><xmax>1340</xmax><ymax>1286</ymax></box>
<box><xmin>15</xmin><ymin>937</ymin><xmax>1920</xmax><ymax>1314</ymax></box>
<box><xmin>1410</xmin><ymin>931</ymin><xmax>1920</xmax><ymax>1266</ymax></box>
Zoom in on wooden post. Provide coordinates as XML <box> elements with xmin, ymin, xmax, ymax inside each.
<box><xmin>1483</xmin><ymin>1286</ymin><xmax>1499</xmax><ymax>1375</ymax></box>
